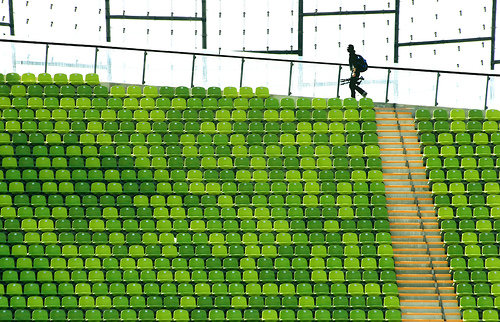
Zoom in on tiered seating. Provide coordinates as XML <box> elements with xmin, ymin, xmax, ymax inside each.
<box><xmin>416</xmin><ymin>107</ymin><xmax>500</xmax><ymax>321</ymax></box>
<box><xmin>0</xmin><ymin>72</ymin><xmax>399</xmax><ymax>321</ymax></box>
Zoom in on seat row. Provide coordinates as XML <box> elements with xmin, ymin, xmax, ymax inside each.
<box><xmin>0</xmin><ymin>72</ymin><xmax>100</xmax><ymax>86</ymax></box>
<box><xmin>0</xmin><ymin>144</ymin><xmax>382</xmax><ymax>163</ymax></box>
<box><xmin>0</xmin><ymin>85</ymin><xmax>103</xmax><ymax>99</ymax></box>
<box><xmin>0</xmin><ymin>156</ymin><xmax>386</xmax><ymax>173</ymax></box>
<box><xmin>424</xmin><ymin>146</ymin><xmax>500</xmax><ymax>159</ymax></box>
<box><xmin>416</xmin><ymin>108</ymin><xmax>500</xmax><ymax>122</ymax></box>
<box><xmin>444</xmin><ymin>232</ymin><xmax>500</xmax><ymax>245</ymax></box>
<box><xmin>0</xmin><ymin>98</ymin><xmax>376</xmax><ymax>114</ymax></box>
<box><xmin>6</xmin><ymin>227</ymin><xmax>391</xmax><ymax>245</ymax></box>
<box><xmin>0</xmin><ymin>123</ymin><xmax>380</xmax><ymax>140</ymax></box>
<box><xmin>0</xmin><ymin>179</ymin><xmax>387</xmax><ymax>194</ymax></box>
<box><xmin>3</xmin><ymin>217</ymin><xmax>396</xmax><ymax>247</ymax></box>
<box><xmin>0</xmin><ymin>190</ymin><xmax>391</xmax><ymax>208</ymax></box>
<box><xmin>0</xmin><ymin>106</ymin><xmax>378</xmax><ymax>123</ymax></box>
<box><xmin>441</xmin><ymin>219</ymin><xmax>500</xmax><ymax>232</ymax></box>
<box><xmin>0</xmin><ymin>281</ymin><xmax>398</xmax><ymax>297</ymax></box>
<box><xmin>438</xmin><ymin>206</ymin><xmax>500</xmax><ymax>220</ymax></box>
<box><xmin>0</xmin><ymin>167</ymin><xmax>385</xmax><ymax>183</ymax></box>
<box><xmin>0</xmin><ymin>204</ymin><xmax>388</xmax><ymax>220</ymax></box>
<box><xmin>0</xmin><ymin>307</ymin><xmax>402</xmax><ymax>322</ymax></box>
<box><xmin>421</xmin><ymin>132</ymin><xmax>500</xmax><ymax>146</ymax></box>
<box><xmin>433</xmin><ymin>182</ymin><xmax>500</xmax><ymax>195</ymax></box>
<box><xmin>419</xmin><ymin>120</ymin><xmax>500</xmax><ymax>133</ymax></box>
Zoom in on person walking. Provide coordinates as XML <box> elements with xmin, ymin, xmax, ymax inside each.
<box><xmin>347</xmin><ymin>44</ymin><xmax>368</xmax><ymax>99</ymax></box>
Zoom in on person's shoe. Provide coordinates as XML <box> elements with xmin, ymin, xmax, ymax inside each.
<box><xmin>362</xmin><ymin>92</ymin><xmax>368</xmax><ymax>98</ymax></box>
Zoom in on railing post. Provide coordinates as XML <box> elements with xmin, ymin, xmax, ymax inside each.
<box><xmin>435</xmin><ymin>72</ymin><xmax>440</xmax><ymax>106</ymax></box>
<box><xmin>142</xmin><ymin>51</ymin><xmax>147</xmax><ymax>85</ymax></box>
<box><xmin>94</xmin><ymin>47</ymin><xmax>99</xmax><ymax>74</ymax></box>
<box><xmin>485</xmin><ymin>76</ymin><xmax>491</xmax><ymax>110</ymax></box>
<box><xmin>44</xmin><ymin>44</ymin><xmax>49</xmax><ymax>73</ymax></box>
<box><xmin>288</xmin><ymin>62</ymin><xmax>294</xmax><ymax>96</ymax></box>
<box><xmin>336</xmin><ymin>65</ymin><xmax>342</xmax><ymax>98</ymax></box>
<box><xmin>240</xmin><ymin>58</ymin><xmax>245</xmax><ymax>88</ymax></box>
<box><xmin>191</xmin><ymin>55</ymin><xmax>196</xmax><ymax>87</ymax></box>
<box><xmin>385</xmin><ymin>69</ymin><xmax>391</xmax><ymax>103</ymax></box>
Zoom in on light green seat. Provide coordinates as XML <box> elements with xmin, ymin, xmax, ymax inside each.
<box><xmin>486</xmin><ymin>109</ymin><xmax>500</xmax><ymax>121</ymax></box>
<box><xmin>450</xmin><ymin>109</ymin><xmax>466</xmax><ymax>120</ymax></box>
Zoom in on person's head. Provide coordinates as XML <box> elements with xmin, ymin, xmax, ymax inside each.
<box><xmin>347</xmin><ymin>44</ymin><xmax>355</xmax><ymax>54</ymax></box>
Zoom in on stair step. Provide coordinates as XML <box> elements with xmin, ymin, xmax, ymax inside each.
<box><xmin>375</xmin><ymin>109</ymin><xmax>461</xmax><ymax>320</ymax></box>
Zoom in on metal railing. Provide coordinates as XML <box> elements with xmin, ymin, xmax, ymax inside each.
<box><xmin>1</xmin><ymin>37</ymin><xmax>500</xmax><ymax>110</ymax></box>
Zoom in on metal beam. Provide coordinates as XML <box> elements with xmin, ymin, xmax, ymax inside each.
<box><xmin>399</xmin><ymin>37</ymin><xmax>492</xmax><ymax>47</ymax></box>
<box><xmin>385</xmin><ymin>69</ymin><xmax>391</xmax><ymax>103</ymax></box>
<box><xmin>435</xmin><ymin>72</ymin><xmax>440</xmax><ymax>106</ymax></box>
<box><xmin>240</xmin><ymin>58</ymin><xmax>245</xmax><ymax>88</ymax></box>
<box><xmin>201</xmin><ymin>0</ymin><xmax>207</xmax><ymax>49</ymax></box>
<box><xmin>288</xmin><ymin>62</ymin><xmax>294</xmax><ymax>96</ymax></box>
<box><xmin>141</xmin><ymin>51</ymin><xmax>147</xmax><ymax>85</ymax></box>
<box><xmin>485</xmin><ymin>76</ymin><xmax>491</xmax><ymax>110</ymax></box>
<box><xmin>492</xmin><ymin>0</ymin><xmax>497</xmax><ymax>70</ymax></box>
<box><xmin>303</xmin><ymin>10</ymin><xmax>396</xmax><ymax>17</ymax></box>
<box><xmin>105</xmin><ymin>0</ymin><xmax>111</xmax><ymax>42</ymax></box>
<box><xmin>94</xmin><ymin>48</ymin><xmax>98</xmax><ymax>74</ymax></box>
<box><xmin>8</xmin><ymin>0</ymin><xmax>14</xmax><ymax>36</ymax></box>
<box><xmin>394</xmin><ymin>0</ymin><xmax>400</xmax><ymax>63</ymax></box>
<box><xmin>298</xmin><ymin>0</ymin><xmax>303</xmax><ymax>56</ymax></box>
<box><xmin>109</xmin><ymin>15</ymin><xmax>203</xmax><ymax>21</ymax></box>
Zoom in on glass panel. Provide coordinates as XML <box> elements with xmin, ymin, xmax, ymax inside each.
<box><xmin>193</xmin><ymin>55</ymin><xmax>241</xmax><ymax>88</ymax></box>
<box><xmin>46</xmin><ymin>45</ymin><xmax>96</xmax><ymax>76</ymax></box>
<box><xmin>487</xmin><ymin>76</ymin><xmax>500</xmax><ymax>110</ymax></box>
<box><xmin>388</xmin><ymin>70</ymin><xmax>436</xmax><ymax>107</ymax></box>
<box><xmin>242</xmin><ymin>59</ymin><xmax>290</xmax><ymax>95</ymax></box>
<box><xmin>1</xmin><ymin>43</ymin><xmax>47</xmax><ymax>75</ymax></box>
<box><xmin>290</xmin><ymin>62</ymin><xmax>339</xmax><ymax>98</ymax></box>
<box><xmin>144</xmin><ymin>52</ymin><xmax>193</xmax><ymax>86</ymax></box>
<box><xmin>96</xmin><ymin>48</ymin><xmax>143</xmax><ymax>84</ymax></box>
<box><xmin>437</xmin><ymin>73</ymin><xmax>487</xmax><ymax>109</ymax></box>
<box><xmin>356</xmin><ymin>67</ymin><xmax>387</xmax><ymax>103</ymax></box>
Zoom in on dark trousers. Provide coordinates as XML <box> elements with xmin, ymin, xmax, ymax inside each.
<box><xmin>349</xmin><ymin>72</ymin><xmax>366</xmax><ymax>98</ymax></box>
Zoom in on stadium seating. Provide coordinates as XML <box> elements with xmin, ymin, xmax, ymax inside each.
<box><xmin>417</xmin><ymin>107</ymin><xmax>500</xmax><ymax>320</ymax></box>
<box><xmin>0</xmin><ymin>72</ymin><xmax>398</xmax><ymax>320</ymax></box>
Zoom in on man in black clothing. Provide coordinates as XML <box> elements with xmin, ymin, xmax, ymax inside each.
<box><xmin>347</xmin><ymin>44</ymin><xmax>367</xmax><ymax>99</ymax></box>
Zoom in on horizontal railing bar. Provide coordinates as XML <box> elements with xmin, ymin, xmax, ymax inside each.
<box><xmin>1</xmin><ymin>37</ymin><xmax>500</xmax><ymax>77</ymax></box>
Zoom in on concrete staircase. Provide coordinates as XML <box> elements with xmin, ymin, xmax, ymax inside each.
<box><xmin>375</xmin><ymin>107</ymin><xmax>462</xmax><ymax>322</ymax></box>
